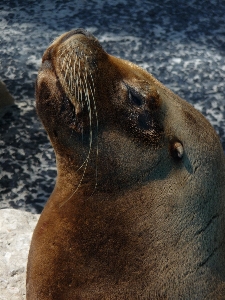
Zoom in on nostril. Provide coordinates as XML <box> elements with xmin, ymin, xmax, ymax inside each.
<box><xmin>60</xmin><ymin>28</ymin><xmax>91</xmax><ymax>44</ymax></box>
<box><xmin>72</xmin><ymin>28</ymin><xmax>89</xmax><ymax>36</ymax></box>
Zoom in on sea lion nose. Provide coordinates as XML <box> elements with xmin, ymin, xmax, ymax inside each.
<box><xmin>60</xmin><ymin>28</ymin><xmax>93</xmax><ymax>44</ymax></box>
<box><xmin>42</xmin><ymin>29</ymin><xmax>93</xmax><ymax>64</ymax></box>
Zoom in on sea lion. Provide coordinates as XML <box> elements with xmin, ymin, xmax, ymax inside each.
<box><xmin>27</xmin><ymin>29</ymin><xmax>225</xmax><ymax>299</ymax></box>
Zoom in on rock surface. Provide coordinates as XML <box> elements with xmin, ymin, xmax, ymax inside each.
<box><xmin>0</xmin><ymin>209</ymin><xmax>39</xmax><ymax>300</ymax></box>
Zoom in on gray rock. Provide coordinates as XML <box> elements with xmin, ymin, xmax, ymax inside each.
<box><xmin>0</xmin><ymin>209</ymin><xmax>39</xmax><ymax>300</ymax></box>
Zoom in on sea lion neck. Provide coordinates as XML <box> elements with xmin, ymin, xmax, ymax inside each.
<box><xmin>38</xmin><ymin>172</ymin><xmax>225</xmax><ymax>298</ymax></box>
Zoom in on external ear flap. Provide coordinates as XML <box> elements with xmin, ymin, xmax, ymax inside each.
<box><xmin>169</xmin><ymin>138</ymin><xmax>184</xmax><ymax>160</ymax></box>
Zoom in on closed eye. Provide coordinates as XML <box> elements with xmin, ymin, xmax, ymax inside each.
<box><xmin>127</xmin><ymin>86</ymin><xmax>144</xmax><ymax>107</ymax></box>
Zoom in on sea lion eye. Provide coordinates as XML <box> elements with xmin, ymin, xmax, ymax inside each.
<box><xmin>128</xmin><ymin>88</ymin><xmax>143</xmax><ymax>107</ymax></box>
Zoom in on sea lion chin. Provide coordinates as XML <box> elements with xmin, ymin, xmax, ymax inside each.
<box><xmin>27</xmin><ymin>29</ymin><xmax>225</xmax><ymax>299</ymax></box>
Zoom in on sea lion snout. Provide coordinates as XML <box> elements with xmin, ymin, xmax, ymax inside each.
<box><xmin>59</xmin><ymin>28</ymin><xmax>95</xmax><ymax>44</ymax></box>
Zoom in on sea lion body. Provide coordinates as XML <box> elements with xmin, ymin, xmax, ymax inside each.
<box><xmin>27</xmin><ymin>29</ymin><xmax>225</xmax><ymax>299</ymax></box>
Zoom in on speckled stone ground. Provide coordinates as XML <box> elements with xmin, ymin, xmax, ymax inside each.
<box><xmin>0</xmin><ymin>209</ymin><xmax>39</xmax><ymax>300</ymax></box>
<box><xmin>0</xmin><ymin>0</ymin><xmax>225</xmax><ymax>213</ymax></box>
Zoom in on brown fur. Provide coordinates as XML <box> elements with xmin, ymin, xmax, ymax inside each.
<box><xmin>27</xmin><ymin>29</ymin><xmax>225</xmax><ymax>299</ymax></box>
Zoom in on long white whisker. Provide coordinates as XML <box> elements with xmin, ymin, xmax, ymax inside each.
<box><xmin>88</xmin><ymin>67</ymin><xmax>98</xmax><ymax>194</ymax></box>
<box><xmin>59</xmin><ymin>48</ymin><xmax>99</xmax><ymax>207</ymax></box>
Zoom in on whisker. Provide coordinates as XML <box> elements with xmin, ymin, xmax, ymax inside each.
<box><xmin>88</xmin><ymin>65</ymin><xmax>98</xmax><ymax>194</ymax></box>
<box><xmin>58</xmin><ymin>48</ymin><xmax>99</xmax><ymax>207</ymax></box>
<box><xmin>60</xmin><ymin>57</ymin><xmax>92</xmax><ymax>207</ymax></box>
<box><xmin>63</xmin><ymin>55</ymin><xmax>70</xmax><ymax>87</ymax></box>
<box><xmin>59</xmin><ymin>159</ymin><xmax>89</xmax><ymax>208</ymax></box>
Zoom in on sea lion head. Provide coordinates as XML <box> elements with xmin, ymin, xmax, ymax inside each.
<box><xmin>36</xmin><ymin>29</ymin><xmax>223</xmax><ymax>191</ymax></box>
<box><xmin>32</xmin><ymin>29</ymin><xmax>225</xmax><ymax>298</ymax></box>
<box><xmin>36</xmin><ymin>28</ymin><xmax>168</xmax><ymax>191</ymax></box>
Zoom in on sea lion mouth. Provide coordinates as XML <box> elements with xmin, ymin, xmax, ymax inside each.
<box><xmin>43</xmin><ymin>31</ymin><xmax>97</xmax><ymax>109</ymax></box>
<box><xmin>37</xmin><ymin>29</ymin><xmax>105</xmax><ymax>138</ymax></box>
<box><xmin>57</xmin><ymin>43</ymin><xmax>96</xmax><ymax>118</ymax></box>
